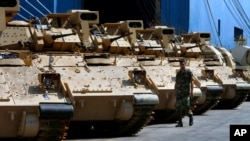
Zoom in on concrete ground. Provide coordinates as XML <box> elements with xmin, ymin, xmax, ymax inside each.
<box><xmin>70</xmin><ymin>101</ymin><xmax>250</xmax><ymax>141</ymax></box>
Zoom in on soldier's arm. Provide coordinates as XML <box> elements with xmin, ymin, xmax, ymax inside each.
<box><xmin>190</xmin><ymin>80</ymin><xmax>194</xmax><ymax>97</ymax></box>
<box><xmin>174</xmin><ymin>83</ymin><xmax>177</xmax><ymax>97</ymax></box>
<box><xmin>190</xmin><ymin>72</ymin><xmax>194</xmax><ymax>97</ymax></box>
<box><xmin>174</xmin><ymin>72</ymin><xmax>178</xmax><ymax>97</ymax></box>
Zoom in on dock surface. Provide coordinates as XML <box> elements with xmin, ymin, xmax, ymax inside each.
<box><xmin>69</xmin><ymin>101</ymin><xmax>250</xmax><ymax>141</ymax></box>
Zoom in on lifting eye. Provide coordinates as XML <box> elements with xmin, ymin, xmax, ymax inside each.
<box><xmin>43</xmin><ymin>78</ymin><xmax>52</xmax><ymax>87</ymax></box>
<box><xmin>235</xmin><ymin>69</ymin><xmax>243</xmax><ymax>77</ymax></box>
<box><xmin>133</xmin><ymin>70</ymin><xmax>146</xmax><ymax>84</ymax></box>
<box><xmin>205</xmin><ymin>70</ymin><xmax>214</xmax><ymax>79</ymax></box>
<box><xmin>40</xmin><ymin>73</ymin><xmax>60</xmax><ymax>89</ymax></box>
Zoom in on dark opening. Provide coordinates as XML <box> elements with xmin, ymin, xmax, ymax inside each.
<box><xmin>234</xmin><ymin>27</ymin><xmax>243</xmax><ymax>40</ymax></box>
<box><xmin>0</xmin><ymin>0</ymin><xmax>17</xmax><ymax>7</ymax></box>
<box><xmin>162</xmin><ymin>29</ymin><xmax>174</xmax><ymax>35</ymax></box>
<box><xmin>200</xmin><ymin>33</ymin><xmax>210</xmax><ymax>38</ymax></box>
<box><xmin>84</xmin><ymin>0</ymin><xmax>156</xmax><ymax>28</ymax></box>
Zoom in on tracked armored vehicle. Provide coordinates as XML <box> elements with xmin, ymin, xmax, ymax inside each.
<box><xmin>0</xmin><ymin>50</ymin><xmax>74</xmax><ymax>141</ymax></box>
<box><xmin>127</xmin><ymin>26</ymin><xmax>222</xmax><ymax>116</ymax></box>
<box><xmin>180</xmin><ymin>32</ymin><xmax>250</xmax><ymax>109</ymax></box>
<box><xmin>144</xmin><ymin>27</ymin><xmax>222</xmax><ymax>116</ymax></box>
<box><xmin>0</xmin><ymin>2</ymin><xmax>159</xmax><ymax>139</ymax></box>
<box><xmin>32</xmin><ymin>53</ymin><xmax>158</xmax><ymax>138</ymax></box>
<box><xmin>0</xmin><ymin>2</ymin><xmax>74</xmax><ymax>140</ymax></box>
<box><xmin>231</xmin><ymin>44</ymin><xmax>250</xmax><ymax>101</ymax></box>
<box><xmin>213</xmin><ymin>45</ymin><xmax>250</xmax><ymax>104</ymax></box>
<box><xmin>36</xmin><ymin>10</ymin><xmax>158</xmax><ymax>137</ymax></box>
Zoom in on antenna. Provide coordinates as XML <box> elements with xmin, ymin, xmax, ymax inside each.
<box><xmin>48</xmin><ymin>54</ymin><xmax>54</xmax><ymax>72</ymax></box>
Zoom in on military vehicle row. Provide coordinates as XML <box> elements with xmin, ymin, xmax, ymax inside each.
<box><xmin>41</xmin><ymin>8</ymin><xmax>249</xmax><ymax>121</ymax></box>
<box><xmin>0</xmin><ymin>0</ymin><xmax>249</xmax><ymax>140</ymax></box>
<box><xmin>93</xmin><ymin>20</ymin><xmax>249</xmax><ymax>112</ymax></box>
<box><xmin>179</xmin><ymin>32</ymin><xmax>250</xmax><ymax>109</ymax></box>
<box><xmin>0</xmin><ymin>2</ymin><xmax>158</xmax><ymax>140</ymax></box>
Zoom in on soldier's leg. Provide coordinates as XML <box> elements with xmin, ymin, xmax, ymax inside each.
<box><xmin>188</xmin><ymin>110</ymin><xmax>193</xmax><ymax>126</ymax></box>
<box><xmin>175</xmin><ymin>100</ymin><xmax>183</xmax><ymax>127</ymax></box>
<box><xmin>176</xmin><ymin>113</ymin><xmax>183</xmax><ymax>127</ymax></box>
<box><xmin>187</xmin><ymin>97</ymin><xmax>193</xmax><ymax>126</ymax></box>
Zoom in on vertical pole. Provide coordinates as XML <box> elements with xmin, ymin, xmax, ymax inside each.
<box><xmin>155</xmin><ymin>0</ymin><xmax>161</xmax><ymax>25</ymax></box>
<box><xmin>218</xmin><ymin>19</ymin><xmax>221</xmax><ymax>36</ymax></box>
<box><xmin>0</xmin><ymin>9</ymin><xmax>6</xmax><ymax>31</ymax></box>
<box><xmin>53</xmin><ymin>0</ymin><xmax>57</xmax><ymax>13</ymax></box>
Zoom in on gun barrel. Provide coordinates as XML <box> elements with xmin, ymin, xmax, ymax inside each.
<box><xmin>185</xmin><ymin>43</ymin><xmax>205</xmax><ymax>50</ymax></box>
<box><xmin>51</xmin><ymin>33</ymin><xmax>76</xmax><ymax>40</ymax></box>
<box><xmin>109</xmin><ymin>32</ymin><xmax>133</xmax><ymax>42</ymax></box>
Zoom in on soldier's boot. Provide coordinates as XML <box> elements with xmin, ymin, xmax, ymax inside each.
<box><xmin>189</xmin><ymin>114</ymin><xmax>193</xmax><ymax>126</ymax></box>
<box><xmin>175</xmin><ymin>118</ymin><xmax>183</xmax><ymax>127</ymax></box>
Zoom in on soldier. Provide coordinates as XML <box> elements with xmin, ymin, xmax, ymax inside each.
<box><xmin>174</xmin><ymin>59</ymin><xmax>194</xmax><ymax>127</ymax></box>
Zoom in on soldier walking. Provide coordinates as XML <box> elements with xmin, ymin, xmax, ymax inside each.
<box><xmin>174</xmin><ymin>59</ymin><xmax>194</xmax><ymax>127</ymax></box>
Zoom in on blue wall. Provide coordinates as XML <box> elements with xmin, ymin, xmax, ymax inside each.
<box><xmin>189</xmin><ymin>0</ymin><xmax>250</xmax><ymax>50</ymax></box>
<box><xmin>161</xmin><ymin>0</ymin><xmax>190</xmax><ymax>34</ymax></box>
<box><xmin>161</xmin><ymin>0</ymin><xmax>250</xmax><ymax>50</ymax></box>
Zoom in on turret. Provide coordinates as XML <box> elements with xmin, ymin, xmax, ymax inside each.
<box><xmin>67</xmin><ymin>10</ymin><xmax>99</xmax><ymax>45</ymax></box>
<box><xmin>119</xmin><ymin>20</ymin><xmax>144</xmax><ymax>44</ymax></box>
<box><xmin>172</xmin><ymin>32</ymin><xmax>211</xmax><ymax>58</ymax></box>
<box><xmin>181</xmin><ymin>32</ymin><xmax>211</xmax><ymax>44</ymax></box>
<box><xmin>151</xmin><ymin>26</ymin><xmax>176</xmax><ymax>55</ymax></box>
<box><xmin>133</xmin><ymin>28</ymin><xmax>163</xmax><ymax>57</ymax></box>
<box><xmin>152</xmin><ymin>26</ymin><xmax>175</xmax><ymax>41</ymax></box>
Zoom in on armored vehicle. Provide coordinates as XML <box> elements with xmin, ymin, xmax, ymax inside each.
<box><xmin>148</xmin><ymin>27</ymin><xmax>222</xmax><ymax>116</ymax></box>
<box><xmin>217</xmin><ymin>46</ymin><xmax>250</xmax><ymax>101</ymax></box>
<box><xmin>231</xmin><ymin>45</ymin><xmax>250</xmax><ymax>101</ymax></box>
<box><xmin>0</xmin><ymin>2</ymin><xmax>159</xmax><ymax>139</ymax></box>
<box><xmin>0</xmin><ymin>1</ymin><xmax>74</xmax><ymax>140</ymax></box>
<box><xmin>180</xmin><ymin>32</ymin><xmax>250</xmax><ymax>109</ymax></box>
<box><xmin>128</xmin><ymin>26</ymin><xmax>222</xmax><ymax>116</ymax></box>
<box><xmin>32</xmin><ymin>53</ymin><xmax>158</xmax><ymax>138</ymax></box>
<box><xmin>0</xmin><ymin>50</ymin><xmax>74</xmax><ymax>141</ymax></box>
<box><xmin>33</xmin><ymin>9</ymin><xmax>159</xmax><ymax>138</ymax></box>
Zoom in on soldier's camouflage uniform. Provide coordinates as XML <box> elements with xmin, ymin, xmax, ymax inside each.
<box><xmin>175</xmin><ymin>68</ymin><xmax>193</xmax><ymax>119</ymax></box>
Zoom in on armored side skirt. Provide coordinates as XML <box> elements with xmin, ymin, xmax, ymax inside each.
<box><xmin>236</xmin><ymin>83</ymin><xmax>250</xmax><ymax>92</ymax></box>
<box><xmin>134</xmin><ymin>93</ymin><xmax>159</xmax><ymax>105</ymax></box>
<box><xmin>39</xmin><ymin>103</ymin><xmax>74</xmax><ymax>119</ymax></box>
<box><xmin>206</xmin><ymin>85</ymin><xmax>224</xmax><ymax>95</ymax></box>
